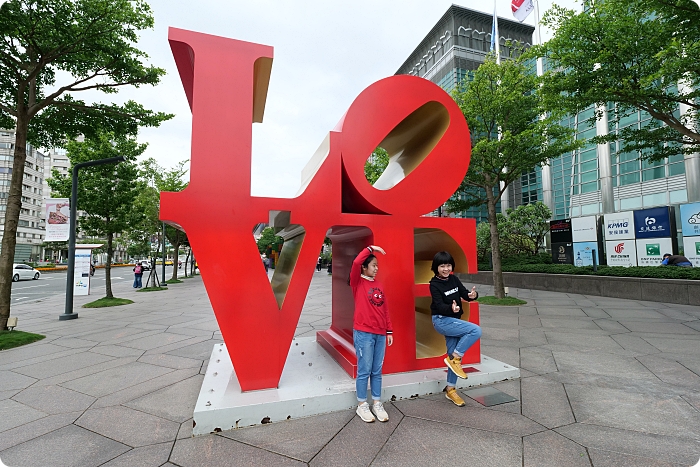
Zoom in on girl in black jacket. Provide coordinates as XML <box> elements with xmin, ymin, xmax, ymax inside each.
<box><xmin>429</xmin><ymin>251</ymin><xmax>482</xmax><ymax>406</ymax></box>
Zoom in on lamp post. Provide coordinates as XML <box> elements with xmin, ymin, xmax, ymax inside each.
<box><xmin>59</xmin><ymin>156</ymin><xmax>125</xmax><ymax>321</ymax></box>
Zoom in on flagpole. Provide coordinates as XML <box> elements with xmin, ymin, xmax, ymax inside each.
<box><xmin>534</xmin><ymin>0</ymin><xmax>543</xmax><ymax>75</ymax></box>
<box><xmin>494</xmin><ymin>0</ymin><xmax>501</xmax><ymax>65</ymax></box>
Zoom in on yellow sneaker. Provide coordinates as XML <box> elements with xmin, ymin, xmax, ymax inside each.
<box><xmin>444</xmin><ymin>355</ymin><xmax>468</xmax><ymax>379</ymax></box>
<box><xmin>445</xmin><ymin>387</ymin><xmax>466</xmax><ymax>406</ymax></box>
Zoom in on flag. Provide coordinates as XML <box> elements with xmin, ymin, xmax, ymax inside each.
<box><xmin>512</xmin><ymin>0</ymin><xmax>534</xmax><ymax>22</ymax></box>
<box><xmin>490</xmin><ymin>2</ymin><xmax>500</xmax><ymax>63</ymax></box>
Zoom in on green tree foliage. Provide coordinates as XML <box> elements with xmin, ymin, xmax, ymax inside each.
<box><xmin>257</xmin><ymin>227</ymin><xmax>283</xmax><ymax>256</ymax></box>
<box><xmin>363</xmin><ymin>147</ymin><xmax>389</xmax><ymax>185</ymax></box>
<box><xmin>0</xmin><ymin>0</ymin><xmax>172</xmax><ymax>329</ymax></box>
<box><xmin>533</xmin><ymin>0</ymin><xmax>700</xmax><ymax>161</ymax></box>
<box><xmin>140</xmin><ymin>158</ymin><xmax>188</xmax><ymax>280</ymax></box>
<box><xmin>448</xmin><ymin>58</ymin><xmax>579</xmax><ymax>298</ymax></box>
<box><xmin>47</xmin><ymin>133</ymin><xmax>145</xmax><ymax>298</ymax></box>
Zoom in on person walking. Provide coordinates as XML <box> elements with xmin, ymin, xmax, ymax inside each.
<box><xmin>349</xmin><ymin>245</ymin><xmax>393</xmax><ymax>423</ymax></box>
<box><xmin>429</xmin><ymin>251</ymin><xmax>481</xmax><ymax>407</ymax></box>
<box><xmin>132</xmin><ymin>261</ymin><xmax>144</xmax><ymax>288</ymax></box>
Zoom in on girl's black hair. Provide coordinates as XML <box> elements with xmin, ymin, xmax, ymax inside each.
<box><xmin>431</xmin><ymin>251</ymin><xmax>455</xmax><ymax>275</ymax></box>
<box><xmin>347</xmin><ymin>253</ymin><xmax>377</xmax><ymax>285</ymax></box>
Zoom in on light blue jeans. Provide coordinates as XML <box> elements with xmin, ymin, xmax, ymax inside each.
<box><xmin>432</xmin><ymin>315</ymin><xmax>482</xmax><ymax>386</ymax></box>
<box><xmin>353</xmin><ymin>329</ymin><xmax>386</xmax><ymax>402</ymax></box>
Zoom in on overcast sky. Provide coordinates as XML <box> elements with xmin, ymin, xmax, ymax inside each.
<box><xmin>114</xmin><ymin>0</ymin><xmax>580</xmax><ymax>197</ymax></box>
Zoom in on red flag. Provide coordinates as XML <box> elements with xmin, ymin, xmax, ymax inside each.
<box><xmin>512</xmin><ymin>0</ymin><xmax>534</xmax><ymax>22</ymax></box>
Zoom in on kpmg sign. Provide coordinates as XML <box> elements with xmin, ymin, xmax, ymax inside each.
<box><xmin>603</xmin><ymin>211</ymin><xmax>634</xmax><ymax>241</ymax></box>
<box><xmin>633</xmin><ymin>207</ymin><xmax>672</xmax><ymax>239</ymax></box>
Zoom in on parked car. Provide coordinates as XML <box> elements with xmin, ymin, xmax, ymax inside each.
<box><xmin>140</xmin><ymin>261</ymin><xmax>151</xmax><ymax>271</ymax></box>
<box><xmin>12</xmin><ymin>264</ymin><xmax>41</xmax><ymax>281</ymax></box>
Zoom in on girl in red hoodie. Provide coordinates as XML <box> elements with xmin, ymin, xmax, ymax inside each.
<box><xmin>349</xmin><ymin>245</ymin><xmax>393</xmax><ymax>423</ymax></box>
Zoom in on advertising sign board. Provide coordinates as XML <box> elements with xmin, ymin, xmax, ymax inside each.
<box><xmin>573</xmin><ymin>242</ymin><xmax>598</xmax><ymax>266</ymax></box>
<box><xmin>605</xmin><ymin>240</ymin><xmax>637</xmax><ymax>267</ymax></box>
<box><xmin>73</xmin><ymin>250</ymin><xmax>91</xmax><ymax>296</ymax></box>
<box><xmin>633</xmin><ymin>207</ymin><xmax>672</xmax><ymax>239</ymax></box>
<box><xmin>550</xmin><ymin>219</ymin><xmax>572</xmax><ymax>244</ymax></box>
<box><xmin>603</xmin><ymin>211</ymin><xmax>634</xmax><ymax>241</ymax></box>
<box><xmin>679</xmin><ymin>202</ymin><xmax>700</xmax><ymax>238</ymax></box>
<box><xmin>45</xmin><ymin>198</ymin><xmax>70</xmax><ymax>242</ymax></box>
<box><xmin>552</xmin><ymin>242</ymin><xmax>573</xmax><ymax>264</ymax></box>
<box><xmin>571</xmin><ymin>216</ymin><xmax>598</xmax><ymax>243</ymax></box>
<box><xmin>635</xmin><ymin>237</ymin><xmax>674</xmax><ymax>266</ymax></box>
<box><xmin>682</xmin><ymin>236</ymin><xmax>700</xmax><ymax>267</ymax></box>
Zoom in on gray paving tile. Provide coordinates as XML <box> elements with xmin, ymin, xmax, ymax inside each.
<box><xmin>60</xmin><ymin>361</ymin><xmax>174</xmax><ymax>397</ymax></box>
<box><xmin>11</xmin><ymin>351</ymin><xmax>114</xmax><ymax>379</ymax></box>
<box><xmin>137</xmin><ymin>353</ymin><xmax>203</xmax><ymax>369</ymax></box>
<box><xmin>602</xmin><ymin>308</ymin><xmax>667</xmax><ymax>319</ymax></box>
<box><xmin>522</xmin><ymin>376</ymin><xmax>575</xmax><ymax>429</ymax></box>
<box><xmin>536</xmin><ymin>307</ymin><xmax>589</xmax><ymax>317</ymax></box>
<box><xmin>117</xmin><ymin>332</ymin><xmax>194</xmax><ymax>351</ymax></box>
<box><xmin>101</xmin><ymin>442</ymin><xmax>174</xmax><ymax>467</ymax></box>
<box><xmin>0</xmin><ymin>398</ymin><xmax>48</xmax><ymax>432</ymax></box>
<box><xmin>12</xmin><ymin>384</ymin><xmax>95</xmax><ymax>414</ymax></box>
<box><xmin>393</xmin><ymin>397</ymin><xmax>544</xmax><ymax>436</ymax></box>
<box><xmin>637</xmin><ymin>355</ymin><xmax>700</xmax><ymax>389</ymax></box>
<box><xmin>76</xmin><ymin>405</ymin><xmax>180</xmax><ymax>447</ymax></box>
<box><xmin>610</xmin><ymin>334</ymin><xmax>662</xmax><ymax>354</ymax></box>
<box><xmin>177</xmin><ymin>418</ymin><xmax>193</xmax><ymax>440</ymax></box>
<box><xmin>124</xmin><ymin>375</ymin><xmax>204</xmax><ymax>422</ymax></box>
<box><xmin>0</xmin><ymin>411</ymin><xmax>81</xmax><ymax>451</ymax></box>
<box><xmin>90</xmin><ymin>344</ymin><xmax>146</xmax><ymax>358</ymax></box>
<box><xmin>555</xmin><ymin>423</ymin><xmax>699</xmax><ymax>466</ymax></box>
<box><xmin>38</xmin><ymin>355</ymin><xmax>140</xmax><ymax>386</ymax></box>
<box><xmin>220</xmin><ymin>410</ymin><xmax>353</xmax><ymax>462</ymax></box>
<box><xmin>0</xmin><ymin>389</ymin><xmax>19</xmax><ymax>400</ymax></box>
<box><xmin>520</xmin><ymin>347</ymin><xmax>558</xmax><ymax>374</ymax></box>
<box><xmin>620</xmin><ymin>321</ymin><xmax>700</xmax><ymax>335</ymax></box>
<box><xmin>310</xmin><ymin>405</ymin><xmax>403</xmax><ymax>467</ymax></box>
<box><xmin>165</xmin><ymin>339</ymin><xmax>223</xmax><ymax>360</ymax></box>
<box><xmin>51</xmin><ymin>337</ymin><xmax>99</xmax><ymax>348</ymax></box>
<box><xmin>171</xmin><ymin>434</ymin><xmax>305</xmax><ymax>466</ymax></box>
<box><xmin>523</xmin><ymin>430</ymin><xmax>591</xmax><ymax>467</ymax></box>
<box><xmin>637</xmin><ymin>336</ymin><xmax>700</xmax><ymax>355</ymax></box>
<box><xmin>371</xmin><ymin>416</ymin><xmax>522</xmax><ymax>467</ymax></box>
<box><xmin>0</xmin><ymin>370</ymin><xmax>36</xmax><ymax>391</ymax></box>
<box><xmin>565</xmin><ymin>383</ymin><xmax>700</xmax><ymax>440</ymax></box>
<box><xmin>587</xmin><ymin>448</ymin><xmax>684</xmax><ymax>467</ymax></box>
<box><xmin>0</xmin><ymin>424</ymin><xmax>130</xmax><ymax>467</ymax></box>
<box><xmin>551</xmin><ymin>350</ymin><xmax>654</xmax><ymax>379</ymax></box>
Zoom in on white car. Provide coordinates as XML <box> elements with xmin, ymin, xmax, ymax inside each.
<box><xmin>12</xmin><ymin>264</ymin><xmax>41</xmax><ymax>282</ymax></box>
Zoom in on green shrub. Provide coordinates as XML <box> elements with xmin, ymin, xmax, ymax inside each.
<box><xmin>476</xmin><ymin>263</ymin><xmax>700</xmax><ymax>280</ymax></box>
<box><xmin>46</xmin><ymin>262</ymin><xmax>56</xmax><ymax>268</ymax></box>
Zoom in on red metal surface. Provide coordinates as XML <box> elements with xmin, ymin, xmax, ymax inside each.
<box><xmin>161</xmin><ymin>28</ymin><xmax>479</xmax><ymax>391</ymax></box>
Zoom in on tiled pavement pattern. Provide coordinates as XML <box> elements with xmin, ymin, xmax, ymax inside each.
<box><xmin>1</xmin><ymin>271</ymin><xmax>700</xmax><ymax>466</ymax></box>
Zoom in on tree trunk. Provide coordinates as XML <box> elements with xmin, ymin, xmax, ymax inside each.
<box><xmin>184</xmin><ymin>248</ymin><xmax>190</xmax><ymax>278</ymax></box>
<box><xmin>105</xmin><ymin>232</ymin><xmax>114</xmax><ymax>298</ymax></box>
<box><xmin>0</xmin><ymin>117</ymin><xmax>29</xmax><ymax>330</ymax></box>
<box><xmin>486</xmin><ymin>186</ymin><xmax>506</xmax><ymax>299</ymax></box>
<box><xmin>171</xmin><ymin>241</ymin><xmax>180</xmax><ymax>280</ymax></box>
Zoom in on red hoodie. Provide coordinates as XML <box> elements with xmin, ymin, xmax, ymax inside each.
<box><xmin>350</xmin><ymin>247</ymin><xmax>393</xmax><ymax>336</ymax></box>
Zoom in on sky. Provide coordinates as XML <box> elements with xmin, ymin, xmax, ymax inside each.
<box><xmin>108</xmin><ymin>0</ymin><xmax>580</xmax><ymax>198</ymax></box>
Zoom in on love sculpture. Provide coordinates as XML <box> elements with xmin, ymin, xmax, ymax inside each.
<box><xmin>161</xmin><ymin>28</ymin><xmax>480</xmax><ymax>392</ymax></box>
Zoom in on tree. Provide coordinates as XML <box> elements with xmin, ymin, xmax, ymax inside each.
<box><xmin>364</xmin><ymin>147</ymin><xmax>389</xmax><ymax>185</ymax></box>
<box><xmin>140</xmin><ymin>158</ymin><xmax>188</xmax><ymax>280</ymax></box>
<box><xmin>257</xmin><ymin>227</ymin><xmax>283</xmax><ymax>256</ymax></box>
<box><xmin>47</xmin><ymin>133</ymin><xmax>145</xmax><ymax>298</ymax></box>
<box><xmin>502</xmin><ymin>202</ymin><xmax>552</xmax><ymax>256</ymax></box>
<box><xmin>0</xmin><ymin>0</ymin><xmax>172</xmax><ymax>329</ymax></box>
<box><xmin>447</xmin><ymin>58</ymin><xmax>579</xmax><ymax>298</ymax></box>
<box><xmin>533</xmin><ymin>0</ymin><xmax>700</xmax><ymax>162</ymax></box>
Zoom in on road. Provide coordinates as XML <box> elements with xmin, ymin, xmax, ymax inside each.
<box><xmin>11</xmin><ymin>265</ymin><xmax>181</xmax><ymax>304</ymax></box>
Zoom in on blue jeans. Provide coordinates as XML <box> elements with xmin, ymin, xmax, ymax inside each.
<box><xmin>133</xmin><ymin>273</ymin><xmax>143</xmax><ymax>288</ymax></box>
<box><xmin>432</xmin><ymin>315</ymin><xmax>482</xmax><ymax>386</ymax></box>
<box><xmin>353</xmin><ymin>329</ymin><xmax>386</xmax><ymax>402</ymax></box>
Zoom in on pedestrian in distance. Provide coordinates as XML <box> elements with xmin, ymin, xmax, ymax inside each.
<box><xmin>660</xmin><ymin>253</ymin><xmax>693</xmax><ymax>267</ymax></box>
<box><xmin>132</xmin><ymin>261</ymin><xmax>144</xmax><ymax>288</ymax></box>
<box><xmin>317</xmin><ymin>256</ymin><xmax>323</xmax><ymax>272</ymax></box>
<box><xmin>349</xmin><ymin>245</ymin><xmax>393</xmax><ymax>423</ymax></box>
<box><xmin>429</xmin><ymin>250</ymin><xmax>481</xmax><ymax>407</ymax></box>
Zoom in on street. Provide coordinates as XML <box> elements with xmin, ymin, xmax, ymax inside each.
<box><xmin>10</xmin><ymin>265</ymin><xmax>181</xmax><ymax>304</ymax></box>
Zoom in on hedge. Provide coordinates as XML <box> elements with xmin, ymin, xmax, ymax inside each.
<box><xmin>476</xmin><ymin>263</ymin><xmax>700</xmax><ymax>280</ymax></box>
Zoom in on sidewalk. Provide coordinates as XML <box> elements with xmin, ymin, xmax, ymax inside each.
<box><xmin>1</xmin><ymin>271</ymin><xmax>699</xmax><ymax>466</ymax></box>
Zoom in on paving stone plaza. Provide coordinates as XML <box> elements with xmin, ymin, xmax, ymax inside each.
<box><xmin>1</xmin><ymin>272</ymin><xmax>700</xmax><ymax>466</ymax></box>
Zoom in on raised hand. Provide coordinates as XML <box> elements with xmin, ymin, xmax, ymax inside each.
<box><xmin>468</xmin><ymin>286</ymin><xmax>477</xmax><ymax>299</ymax></box>
<box><xmin>452</xmin><ymin>300</ymin><xmax>460</xmax><ymax>313</ymax></box>
<box><xmin>370</xmin><ymin>245</ymin><xmax>386</xmax><ymax>255</ymax></box>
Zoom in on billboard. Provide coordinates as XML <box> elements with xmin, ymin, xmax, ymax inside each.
<box><xmin>550</xmin><ymin>219</ymin><xmax>572</xmax><ymax>244</ymax></box>
<box><xmin>73</xmin><ymin>250</ymin><xmax>91</xmax><ymax>296</ymax></box>
<box><xmin>679</xmin><ymin>202</ymin><xmax>700</xmax><ymax>238</ymax></box>
<box><xmin>573</xmin><ymin>242</ymin><xmax>598</xmax><ymax>266</ymax></box>
<box><xmin>633</xmin><ymin>206</ymin><xmax>672</xmax><ymax>239</ymax></box>
<box><xmin>45</xmin><ymin>198</ymin><xmax>70</xmax><ymax>242</ymax></box>
<box><xmin>603</xmin><ymin>211</ymin><xmax>634</xmax><ymax>241</ymax></box>
<box><xmin>605</xmin><ymin>239</ymin><xmax>637</xmax><ymax>267</ymax></box>
<box><xmin>635</xmin><ymin>237</ymin><xmax>674</xmax><ymax>266</ymax></box>
<box><xmin>571</xmin><ymin>216</ymin><xmax>598</xmax><ymax>243</ymax></box>
<box><xmin>682</xmin><ymin>236</ymin><xmax>700</xmax><ymax>266</ymax></box>
<box><xmin>552</xmin><ymin>242</ymin><xmax>573</xmax><ymax>264</ymax></box>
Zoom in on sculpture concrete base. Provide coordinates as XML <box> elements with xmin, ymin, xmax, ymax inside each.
<box><xmin>193</xmin><ymin>337</ymin><xmax>520</xmax><ymax>435</ymax></box>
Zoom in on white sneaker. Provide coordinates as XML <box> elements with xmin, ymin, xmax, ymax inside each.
<box><xmin>372</xmin><ymin>401</ymin><xmax>389</xmax><ymax>422</ymax></box>
<box><xmin>356</xmin><ymin>402</ymin><xmax>375</xmax><ymax>423</ymax></box>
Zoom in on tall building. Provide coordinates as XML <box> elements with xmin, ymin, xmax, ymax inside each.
<box><xmin>0</xmin><ymin>129</ymin><xmax>47</xmax><ymax>261</ymax></box>
<box><xmin>395</xmin><ymin>5</ymin><xmax>534</xmax><ymax>221</ymax></box>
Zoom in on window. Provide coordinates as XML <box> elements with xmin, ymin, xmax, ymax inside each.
<box><xmin>581</xmin><ymin>181</ymin><xmax>598</xmax><ymax>193</ymax></box>
<box><xmin>643</xmin><ymin>192</ymin><xmax>667</xmax><ymax>207</ymax></box>
<box><xmin>620</xmin><ymin>196</ymin><xmax>642</xmax><ymax>210</ymax></box>
<box><xmin>619</xmin><ymin>172</ymin><xmax>640</xmax><ymax>186</ymax></box>
<box><xmin>669</xmin><ymin>189</ymin><xmax>688</xmax><ymax>204</ymax></box>
<box><xmin>669</xmin><ymin>163</ymin><xmax>685</xmax><ymax>176</ymax></box>
<box><xmin>642</xmin><ymin>167</ymin><xmax>665</xmax><ymax>181</ymax></box>
<box><xmin>581</xmin><ymin>203</ymin><xmax>599</xmax><ymax>215</ymax></box>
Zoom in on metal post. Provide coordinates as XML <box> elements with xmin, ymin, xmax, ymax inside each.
<box><xmin>60</xmin><ymin>156</ymin><xmax>125</xmax><ymax>320</ymax></box>
<box><xmin>592</xmin><ymin>249</ymin><xmax>598</xmax><ymax>272</ymax></box>
<box><xmin>161</xmin><ymin>222</ymin><xmax>167</xmax><ymax>286</ymax></box>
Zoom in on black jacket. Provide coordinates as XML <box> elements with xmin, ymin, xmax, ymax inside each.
<box><xmin>429</xmin><ymin>274</ymin><xmax>478</xmax><ymax>318</ymax></box>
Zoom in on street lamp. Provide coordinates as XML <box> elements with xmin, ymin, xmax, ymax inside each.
<box><xmin>59</xmin><ymin>156</ymin><xmax>125</xmax><ymax>320</ymax></box>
